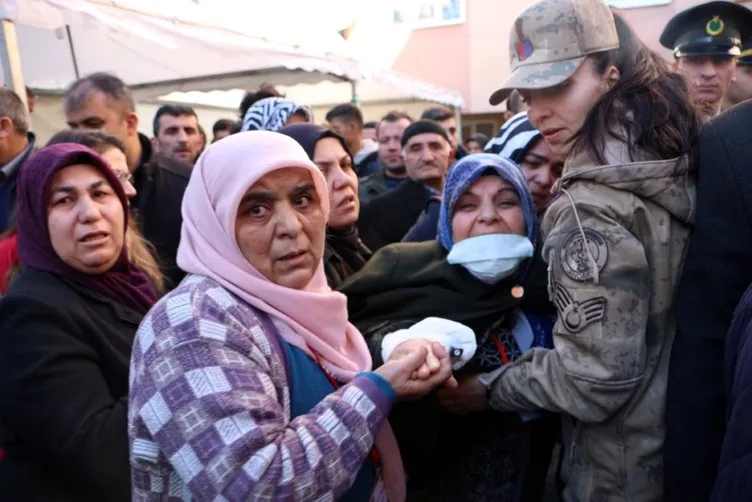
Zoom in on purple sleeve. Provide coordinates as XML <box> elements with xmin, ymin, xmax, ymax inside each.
<box><xmin>131</xmin><ymin>318</ymin><xmax>393</xmax><ymax>501</ymax></box>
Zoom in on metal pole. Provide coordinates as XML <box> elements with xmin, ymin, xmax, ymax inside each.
<box><xmin>0</xmin><ymin>19</ymin><xmax>28</xmax><ymax>111</ymax></box>
<box><xmin>454</xmin><ymin>105</ymin><xmax>463</xmax><ymax>144</ymax></box>
<box><xmin>350</xmin><ymin>80</ymin><xmax>360</xmax><ymax>106</ymax></box>
<box><xmin>65</xmin><ymin>25</ymin><xmax>80</xmax><ymax>79</ymax></box>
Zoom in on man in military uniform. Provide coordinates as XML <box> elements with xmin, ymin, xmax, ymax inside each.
<box><xmin>660</xmin><ymin>1</ymin><xmax>752</xmax><ymax>120</ymax></box>
<box><xmin>724</xmin><ymin>40</ymin><xmax>752</xmax><ymax>110</ymax></box>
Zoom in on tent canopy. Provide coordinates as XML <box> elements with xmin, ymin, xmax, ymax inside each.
<box><xmin>0</xmin><ymin>0</ymin><xmax>464</xmax><ymax>107</ymax></box>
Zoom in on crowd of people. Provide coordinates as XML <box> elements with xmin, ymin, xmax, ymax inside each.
<box><xmin>0</xmin><ymin>0</ymin><xmax>752</xmax><ymax>500</ymax></box>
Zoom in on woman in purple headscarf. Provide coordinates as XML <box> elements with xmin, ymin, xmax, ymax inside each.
<box><xmin>0</xmin><ymin>143</ymin><xmax>157</xmax><ymax>501</ymax></box>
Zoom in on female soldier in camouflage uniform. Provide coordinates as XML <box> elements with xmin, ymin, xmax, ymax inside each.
<box><xmin>481</xmin><ymin>0</ymin><xmax>700</xmax><ymax>500</ymax></box>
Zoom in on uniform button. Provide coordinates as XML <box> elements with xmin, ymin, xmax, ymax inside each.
<box><xmin>511</xmin><ymin>286</ymin><xmax>524</xmax><ymax>299</ymax></box>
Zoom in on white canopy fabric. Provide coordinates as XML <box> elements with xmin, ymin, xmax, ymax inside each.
<box><xmin>0</xmin><ymin>0</ymin><xmax>465</xmax><ymax>107</ymax></box>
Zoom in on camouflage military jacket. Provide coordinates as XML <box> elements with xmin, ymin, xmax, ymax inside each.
<box><xmin>487</xmin><ymin>140</ymin><xmax>695</xmax><ymax>502</ymax></box>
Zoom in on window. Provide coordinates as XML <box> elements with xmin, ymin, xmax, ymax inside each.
<box><xmin>607</xmin><ymin>0</ymin><xmax>671</xmax><ymax>8</ymax></box>
<box><xmin>462</xmin><ymin>121</ymin><xmax>497</xmax><ymax>142</ymax></box>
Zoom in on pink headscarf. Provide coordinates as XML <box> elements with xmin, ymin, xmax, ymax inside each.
<box><xmin>177</xmin><ymin>131</ymin><xmax>405</xmax><ymax>501</ymax></box>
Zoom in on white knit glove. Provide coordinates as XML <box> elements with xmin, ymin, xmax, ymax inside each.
<box><xmin>381</xmin><ymin>317</ymin><xmax>477</xmax><ymax>370</ymax></box>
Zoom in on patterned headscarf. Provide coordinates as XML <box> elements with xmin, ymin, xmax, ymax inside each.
<box><xmin>437</xmin><ymin>153</ymin><xmax>537</xmax><ymax>251</ymax></box>
<box><xmin>241</xmin><ymin>97</ymin><xmax>313</xmax><ymax>132</ymax></box>
<box><xmin>484</xmin><ymin>111</ymin><xmax>541</xmax><ymax>162</ymax></box>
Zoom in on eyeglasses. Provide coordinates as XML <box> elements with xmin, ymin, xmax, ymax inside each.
<box><xmin>115</xmin><ymin>171</ymin><xmax>135</xmax><ymax>186</ymax></box>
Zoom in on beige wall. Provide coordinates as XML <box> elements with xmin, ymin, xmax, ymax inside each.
<box><xmin>310</xmin><ymin>100</ymin><xmax>436</xmax><ymax>125</ymax></box>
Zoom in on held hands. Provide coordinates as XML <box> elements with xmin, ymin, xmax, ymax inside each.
<box><xmin>436</xmin><ymin>373</ymin><xmax>489</xmax><ymax>415</ymax></box>
<box><xmin>376</xmin><ymin>342</ymin><xmax>458</xmax><ymax>401</ymax></box>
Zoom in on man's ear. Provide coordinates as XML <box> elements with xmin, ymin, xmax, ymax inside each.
<box><xmin>125</xmin><ymin>112</ymin><xmax>139</xmax><ymax>137</ymax></box>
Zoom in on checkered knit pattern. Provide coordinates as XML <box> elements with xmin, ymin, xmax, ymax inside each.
<box><xmin>128</xmin><ymin>275</ymin><xmax>394</xmax><ymax>501</ymax></box>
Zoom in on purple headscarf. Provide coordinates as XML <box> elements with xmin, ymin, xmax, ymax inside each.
<box><xmin>16</xmin><ymin>143</ymin><xmax>157</xmax><ymax>313</ymax></box>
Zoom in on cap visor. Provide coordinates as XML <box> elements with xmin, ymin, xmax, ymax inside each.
<box><xmin>489</xmin><ymin>56</ymin><xmax>586</xmax><ymax>106</ymax></box>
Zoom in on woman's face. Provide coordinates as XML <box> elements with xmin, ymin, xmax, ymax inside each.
<box><xmin>312</xmin><ymin>137</ymin><xmax>359</xmax><ymax>229</ymax></box>
<box><xmin>47</xmin><ymin>163</ymin><xmax>125</xmax><ymax>274</ymax></box>
<box><xmin>520</xmin><ymin>138</ymin><xmax>565</xmax><ymax>213</ymax></box>
<box><xmin>100</xmin><ymin>147</ymin><xmax>137</xmax><ymax>199</ymax></box>
<box><xmin>522</xmin><ymin>58</ymin><xmax>618</xmax><ymax>158</ymax></box>
<box><xmin>235</xmin><ymin>167</ymin><xmax>326</xmax><ymax>290</ymax></box>
<box><xmin>451</xmin><ymin>175</ymin><xmax>527</xmax><ymax>243</ymax></box>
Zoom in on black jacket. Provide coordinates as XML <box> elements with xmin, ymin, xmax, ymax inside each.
<box><xmin>665</xmin><ymin>101</ymin><xmax>752</xmax><ymax>502</ymax></box>
<box><xmin>357</xmin><ymin>178</ymin><xmax>433</xmax><ymax>251</ymax></box>
<box><xmin>0</xmin><ymin>269</ymin><xmax>141</xmax><ymax>501</ymax></box>
<box><xmin>711</xmin><ymin>281</ymin><xmax>752</xmax><ymax>502</ymax></box>
<box><xmin>132</xmin><ymin>134</ymin><xmax>191</xmax><ymax>291</ymax></box>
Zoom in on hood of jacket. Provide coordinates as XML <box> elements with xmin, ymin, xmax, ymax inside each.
<box><xmin>557</xmin><ymin>138</ymin><xmax>696</xmax><ymax>225</ymax></box>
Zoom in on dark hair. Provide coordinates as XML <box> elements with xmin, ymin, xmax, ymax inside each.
<box><xmin>64</xmin><ymin>72</ymin><xmax>135</xmax><ymax>115</ymax></box>
<box><xmin>152</xmin><ymin>105</ymin><xmax>198</xmax><ymax>137</ymax></box>
<box><xmin>212</xmin><ymin>118</ymin><xmax>236</xmax><ymax>136</ymax></box>
<box><xmin>46</xmin><ymin>130</ymin><xmax>127</xmax><ymax>155</ymax></box>
<box><xmin>467</xmin><ymin>133</ymin><xmax>490</xmax><ymax>147</ymax></box>
<box><xmin>325</xmin><ymin>103</ymin><xmax>363</xmax><ymax>127</ymax></box>
<box><xmin>506</xmin><ymin>90</ymin><xmax>524</xmax><ymax>114</ymax></box>
<box><xmin>421</xmin><ymin>107</ymin><xmax>453</xmax><ymax>122</ymax></box>
<box><xmin>381</xmin><ymin>111</ymin><xmax>413</xmax><ymax>124</ymax></box>
<box><xmin>575</xmin><ymin>11</ymin><xmax>699</xmax><ymax>163</ymax></box>
<box><xmin>363</xmin><ymin>121</ymin><xmax>378</xmax><ymax>129</ymax></box>
<box><xmin>239</xmin><ymin>84</ymin><xmax>282</xmax><ymax>119</ymax></box>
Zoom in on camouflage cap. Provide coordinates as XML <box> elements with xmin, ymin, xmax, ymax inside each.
<box><xmin>489</xmin><ymin>0</ymin><xmax>619</xmax><ymax>106</ymax></box>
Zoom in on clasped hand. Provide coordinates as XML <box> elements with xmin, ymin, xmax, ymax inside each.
<box><xmin>375</xmin><ymin>341</ymin><xmax>458</xmax><ymax>401</ymax></box>
<box><xmin>385</xmin><ymin>339</ymin><xmax>489</xmax><ymax>414</ymax></box>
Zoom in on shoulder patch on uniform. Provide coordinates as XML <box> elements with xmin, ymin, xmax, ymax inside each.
<box><xmin>559</xmin><ymin>228</ymin><xmax>609</xmax><ymax>282</ymax></box>
<box><xmin>553</xmin><ymin>283</ymin><xmax>607</xmax><ymax>334</ymax></box>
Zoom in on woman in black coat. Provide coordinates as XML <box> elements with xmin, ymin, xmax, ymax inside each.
<box><xmin>341</xmin><ymin>153</ymin><xmax>557</xmax><ymax>502</ymax></box>
<box><xmin>279</xmin><ymin>124</ymin><xmax>371</xmax><ymax>288</ymax></box>
<box><xmin>0</xmin><ymin>144</ymin><xmax>157</xmax><ymax>500</ymax></box>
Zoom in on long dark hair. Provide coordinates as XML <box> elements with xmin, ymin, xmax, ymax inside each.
<box><xmin>574</xmin><ymin>11</ymin><xmax>699</xmax><ymax>163</ymax></box>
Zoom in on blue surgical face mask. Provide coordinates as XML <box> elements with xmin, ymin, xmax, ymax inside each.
<box><xmin>446</xmin><ymin>233</ymin><xmax>534</xmax><ymax>284</ymax></box>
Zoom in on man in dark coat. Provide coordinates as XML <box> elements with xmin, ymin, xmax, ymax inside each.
<box><xmin>665</xmin><ymin>101</ymin><xmax>752</xmax><ymax>502</ymax></box>
<box><xmin>63</xmin><ymin>73</ymin><xmax>191</xmax><ymax>290</ymax></box>
<box><xmin>710</xmin><ymin>279</ymin><xmax>752</xmax><ymax>501</ymax></box>
<box><xmin>0</xmin><ymin>88</ymin><xmax>36</xmax><ymax>233</ymax></box>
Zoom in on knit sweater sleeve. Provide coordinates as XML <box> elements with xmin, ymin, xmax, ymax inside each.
<box><xmin>128</xmin><ymin>277</ymin><xmax>394</xmax><ymax>501</ymax></box>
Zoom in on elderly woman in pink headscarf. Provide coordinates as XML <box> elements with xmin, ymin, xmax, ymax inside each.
<box><xmin>127</xmin><ymin>131</ymin><xmax>455</xmax><ymax>502</ymax></box>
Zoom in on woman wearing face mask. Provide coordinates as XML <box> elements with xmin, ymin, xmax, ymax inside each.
<box><xmin>279</xmin><ymin>124</ymin><xmax>371</xmax><ymax>288</ymax></box>
<box><xmin>485</xmin><ymin>112</ymin><xmax>565</xmax><ymax>215</ymax></box>
<box><xmin>481</xmin><ymin>0</ymin><xmax>699</xmax><ymax>500</ymax></box>
<box><xmin>128</xmin><ymin>131</ymin><xmax>455</xmax><ymax>502</ymax></box>
<box><xmin>0</xmin><ymin>144</ymin><xmax>158</xmax><ymax>500</ymax></box>
<box><xmin>341</xmin><ymin>153</ymin><xmax>556</xmax><ymax>501</ymax></box>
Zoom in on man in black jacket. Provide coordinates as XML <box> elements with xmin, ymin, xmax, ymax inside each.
<box><xmin>665</xmin><ymin>101</ymin><xmax>752</xmax><ymax>502</ymax></box>
<box><xmin>357</xmin><ymin>120</ymin><xmax>451</xmax><ymax>251</ymax></box>
<box><xmin>0</xmin><ymin>88</ymin><xmax>36</xmax><ymax>233</ymax></box>
<box><xmin>63</xmin><ymin>73</ymin><xmax>191</xmax><ymax>289</ymax></box>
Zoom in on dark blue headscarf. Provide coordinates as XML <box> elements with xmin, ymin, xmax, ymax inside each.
<box><xmin>437</xmin><ymin>153</ymin><xmax>537</xmax><ymax>251</ymax></box>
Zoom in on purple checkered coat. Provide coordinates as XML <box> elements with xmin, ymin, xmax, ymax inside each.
<box><xmin>128</xmin><ymin>275</ymin><xmax>394</xmax><ymax>501</ymax></box>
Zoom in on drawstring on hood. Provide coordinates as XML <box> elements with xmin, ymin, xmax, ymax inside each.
<box><xmin>550</xmin><ymin>139</ymin><xmax>696</xmax><ymax>286</ymax></box>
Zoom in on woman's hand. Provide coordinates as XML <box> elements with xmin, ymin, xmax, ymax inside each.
<box><xmin>376</xmin><ymin>342</ymin><xmax>458</xmax><ymax>400</ymax></box>
<box><xmin>436</xmin><ymin>373</ymin><xmax>489</xmax><ymax>415</ymax></box>
<box><xmin>388</xmin><ymin>339</ymin><xmax>441</xmax><ymax>379</ymax></box>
